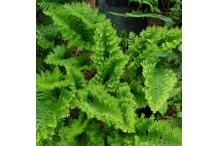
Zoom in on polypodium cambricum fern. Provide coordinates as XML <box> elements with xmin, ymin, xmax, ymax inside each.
<box><xmin>127</xmin><ymin>27</ymin><xmax>181</xmax><ymax>113</ymax></box>
<box><xmin>45</xmin><ymin>2</ymin><xmax>105</xmax><ymax>49</ymax></box>
<box><xmin>90</xmin><ymin>20</ymin><xmax>129</xmax><ymax>91</ymax></box>
<box><xmin>141</xmin><ymin>59</ymin><xmax>177</xmax><ymax>112</ymax></box>
<box><xmin>36</xmin><ymin>2</ymin><xmax>182</xmax><ymax>146</ymax></box>
<box><xmin>107</xmin><ymin>118</ymin><xmax>181</xmax><ymax>146</ymax></box>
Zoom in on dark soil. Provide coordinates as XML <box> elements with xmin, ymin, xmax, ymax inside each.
<box><xmin>179</xmin><ymin>75</ymin><xmax>182</xmax><ymax>81</ymax></box>
<box><xmin>63</xmin><ymin>108</ymin><xmax>80</xmax><ymax>126</ymax></box>
<box><xmin>147</xmin><ymin>17</ymin><xmax>165</xmax><ymax>27</ymax></box>
<box><xmin>69</xmin><ymin>108</ymin><xmax>80</xmax><ymax>119</ymax></box>
<box><xmin>82</xmin><ymin>69</ymin><xmax>97</xmax><ymax>80</ymax></box>
<box><xmin>97</xmin><ymin>120</ymin><xmax>104</xmax><ymax>129</ymax></box>
<box><xmin>65</xmin><ymin>46</ymin><xmax>83</xmax><ymax>58</ymax></box>
<box><xmin>86</xmin><ymin>0</ymin><xmax>96</xmax><ymax>8</ymax></box>
<box><xmin>160</xmin><ymin>106</ymin><xmax>177</xmax><ymax>120</ymax></box>
<box><xmin>165</xmin><ymin>106</ymin><xmax>177</xmax><ymax>117</ymax></box>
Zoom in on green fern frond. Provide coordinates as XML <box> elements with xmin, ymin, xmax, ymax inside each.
<box><xmin>116</xmin><ymin>84</ymin><xmax>137</xmax><ymax>132</ymax></box>
<box><xmin>92</xmin><ymin>56</ymin><xmax>129</xmax><ymax>91</ymax></box>
<box><xmin>59</xmin><ymin>112</ymin><xmax>89</xmax><ymax>138</ymax></box>
<box><xmin>93</xmin><ymin>21</ymin><xmax>122</xmax><ymax>57</ymax></box>
<box><xmin>45</xmin><ymin>3</ymin><xmax>105</xmax><ymax>48</ymax></box>
<box><xmin>91</xmin><ymin>20</ymin><xmax>129</xmax><ymax>90</ymax></box>
<box><xmin>135</xmin><ymin>116</ymin><xmax>153</xmax><ymax>134</ymax></box>
<box><xmin>128</xmin><ymin>27</ymin><xmax>182</xmax><ymax>56</ymax></box>
<box><xmin>77</xmin><ymin>84</ymin><xmax>123</xmax><ymax>125</ymax></box>
<box><xmin>142</xmin><ymin>60</ymin><xmax>177</xmax><ymax>112</ymax></box>
<box><xmin>37</xmin><ymin>1</ymin><xmax>60</xmax><ymax>10</ymax></box>
<box><xmin>92</xmin><ymin>20</ymin><xmax>124</xmax><ymax>66</ymax></box>
<box><xmin>36</xmin><ymin>24</ymin><xmax>60</xmax><ymax>49</ymax></box>
<box><xmin>146</xmin><ymin>120</ymin><xmax>182</xmax><ymax>146</ymax></box>
<box><xmin>37</xmin><ymin>98</ymin><xmax>57</xmax><ymax>144</ymax></box>
<box><xmin>45</xmin><ymin>45</ymin><xmax>89</xmax><ymax>67</ymax></box>
<box><xmin>77</xmin><ymin>84</ymin><xmax>136</xmax><ymax>133</ymax></box>
<box><xmin>56</xmin><ymin>89</ymin><xmax>77</xmax><ymax>119</ymax></box>
<box><xmin>36</xmin><ymin>67</ymin><xmax>70</xmax><ymax>90</ymax></box>
<box><xmin>37</xmin><ymin>0</ymin><xmax>82</xmax><ymax>10</ymax></box>
<box><xmin>129</xmin><ymin>80</ymin><xmax>147</xmax><ymax>108</ymax></box>
<box><xmin>108</xmin><ymin>119</ymin><xmax>181</xmax><ymax>146</ymax></box>
<box><xmin>84</xmin><ymin>120</ymin><xmax>106</xmax><ymax>146</ymax></box>
<box><xmin>58</xmin><ymin>112</ymin><xmax>89</xmax><ymax>146</ymax></box>
<box><xmin>127</xmin><ymin>27</ymin><xmax>181</xmax><ymax>78</ymax></box>
<box><xmin>64</xmin><ymin>64</ymin><xmax>86</xmax><ymax>89</ymax></box>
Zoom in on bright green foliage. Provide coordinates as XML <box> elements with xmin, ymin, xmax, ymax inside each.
<box><xmin>37</xmin><ymin>1</ymin><xmax>182</xmax><ymax>146</ymax></box>
<box><xmin>37</xmin><ymin>25</ymin><xmax>60</xmax><ymax>49</ymax></box>
<box><xmin>77</xmin><ymin>84</ymin><xmax>136</xmax><ymax>133</ymax></box>
<box><xmin>37</xmin><ymin>0</ymin><xmax>85</xmax><ymax>10</ymax></box>
<box><xmin>127</xmin><ymin>27</ymin><xmax>181</xmax><ymax>113</ymax></box>
<box><xmin>128</xmin><ymin>27</ymin><xmax>181</xmax><ymax>62</ymax></box>
<box><xmin>127</xmin><ymin>27</ymin><xmax>182</xmax><ymax>79</ymax></box>
<box><xmin>37</xmin><ymin>97</ymin><xmax>57</xmax><ymax>144</ymax></box>
<box><xmin>45</xmin><ymin>3</ymin><xmax>105</xmax><ymax>49</ymax></box>
<box><xmin>142</xmin><ymin>60</ymin><xmax>177</xmax><ymax>112</ymax></box>
<box><xmin>36</xmin><ymin>88</ymin><xmax>77</xmax><ymax>145</ymax></box>
<box><xmin>108</xmin><ymin>118</ymin><xmax>181</xmax><ymax>146</ymax></box>
<box><xmin>36</xmin><ymin>67</ymin><xmax>70</xmax><ymax>90</ymax></box>
<box><xmin>58</xmin><ymin>112</ymin><xmax>89</xmax><ymax>146</ymax></box>
<box><xmin>91</xmin><ymin>20</ymin><xmax>129</xmax><ymax>90</ymax></box>
<box><xmin>129</xmin><ymin>80</ymin><xmax>147</xmax><ymax>108</ymax></box>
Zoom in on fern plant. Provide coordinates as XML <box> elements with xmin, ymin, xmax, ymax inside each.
<box><xmin>36</xmin><ymin>1</ymin><xmax>182</xmax><ymax>146</ymax></box>
<box><xmin>127</xmin><ymin>27</ymin><xmax>182</xmax><ymax>112</ymax></box>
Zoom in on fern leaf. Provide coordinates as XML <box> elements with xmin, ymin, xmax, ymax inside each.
<box><xmin>142</xmin><ymin>60</ymin><xmax>177</xmax><ymax>112</ymax></box>
<box><xmin>58</xmin><ymin>112</ymin><xmax>89</xmax><ymax>146</ymax></box>
<box><xmin>91</xmin><ymin>20</ymin><xmax>129</xmax><ymax>90</ymax></box>
<box><xmin>45</xmin><ymin>45</ymin><xmax>89</xmax><ymax>67</ymax></box>
<box><xmin>45</xmin><ymin>3</ymin><xmax>105</xmax><ymax>47</ymax></box>
<box><xmin>37</xmin><ymin>98</ymin><xmax>57</xmax><ymax>144</ymax></box>
<box><xmin>77</xmin><ymin>84</ymin><xmax>136</xmax><ymax>133</ymax></box>
<box><xmin>36</xmin><ymin>67</ymin><xmax>70</xmax><ymax>90</ymax></box>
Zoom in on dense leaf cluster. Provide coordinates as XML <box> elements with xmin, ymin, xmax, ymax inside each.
<box><xmin>37</xmin><ymin>1</ymin><xmax>182</xmax><ymax>146</ymax></box>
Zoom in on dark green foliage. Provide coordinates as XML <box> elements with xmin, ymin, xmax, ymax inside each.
<box><xmin>125</xmin><ymin>0</ymin><xmax>182</xmax><ymax>27</ymax></box>
<box><xmin>36</xmin><ymin>1</ymin><xmax>182</xmax><ymax>146</ymax></box>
